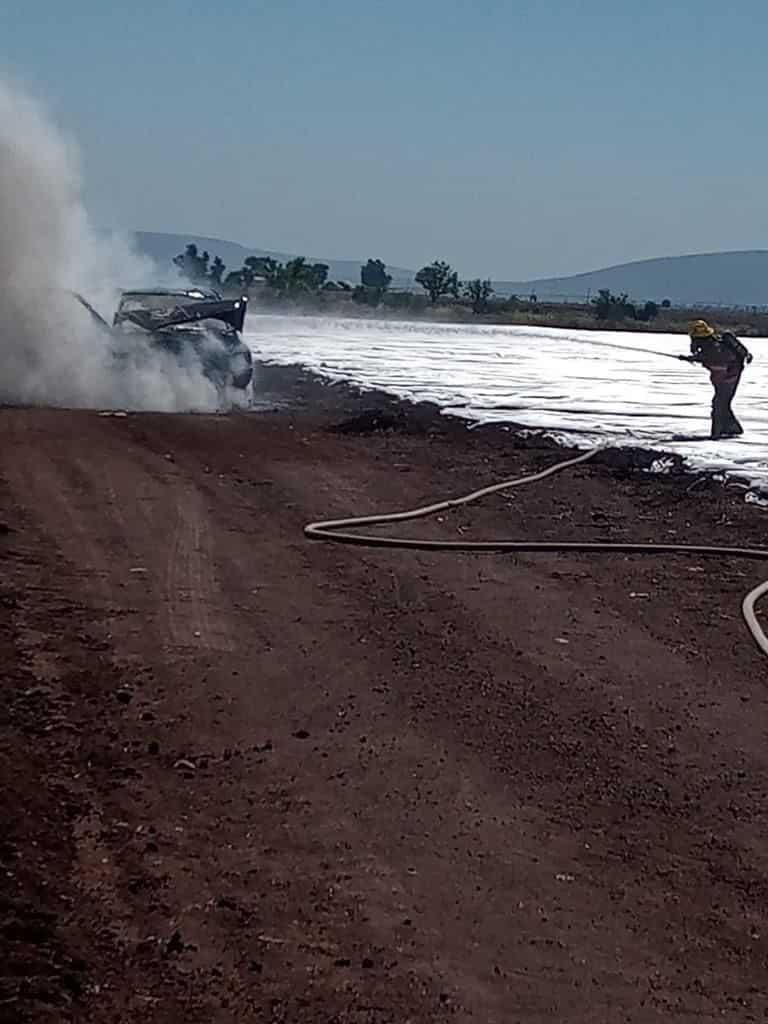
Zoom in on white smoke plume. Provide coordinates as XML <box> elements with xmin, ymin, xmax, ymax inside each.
<box><xmin>0</xmin><ymin>80</ymin><xmax>222</xmax><ymax>411</ymax></box>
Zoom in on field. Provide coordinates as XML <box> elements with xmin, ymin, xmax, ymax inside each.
<box><xmin>249</xmin><ymin>288</ymin><xmax>768</xmax><ymax>337</ymax></box>
<box><xmin>2</xmin><ymin>368</ymin><xmax>767</xmax><ymax>1022</ymax></box>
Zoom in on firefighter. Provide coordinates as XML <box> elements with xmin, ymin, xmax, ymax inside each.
<box><xmin>679</xmin><ymin>320</ymin><xmax>753</xmax><ymax>440</ymax></box>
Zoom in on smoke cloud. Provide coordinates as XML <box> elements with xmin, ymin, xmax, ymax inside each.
<box><xmin>0</xmin><ymin>80</ymin><xmax>224</xmax><ymax>411</ymax></box>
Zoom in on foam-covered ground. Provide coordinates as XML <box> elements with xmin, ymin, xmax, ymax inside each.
<box><xmin>247</xmin><ymin>314</ymin><xmax>768</xmax><ymax>489</ymax></box>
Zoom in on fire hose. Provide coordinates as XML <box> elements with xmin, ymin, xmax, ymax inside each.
<box><xmin>305</xmin><ymin>447</ymin><xmax>768</xmax><ymax>659</ymax></box>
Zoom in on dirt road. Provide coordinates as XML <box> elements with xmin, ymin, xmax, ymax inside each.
<box><xmin>2</xmin><ymin>376</ymin><xmax>768</xmax><ymax>1022</ymax></box>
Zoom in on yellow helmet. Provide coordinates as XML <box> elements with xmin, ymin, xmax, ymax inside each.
<box><xmin>689</xmin><ymin>319</ymin><xmax>716</xmax><ymax>339</ymax></box>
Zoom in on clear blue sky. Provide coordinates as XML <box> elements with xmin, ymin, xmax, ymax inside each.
<box><xmin>5</xmin><ymin>0</ymin><xmax>768</xmax><ymax>279</ymax></box>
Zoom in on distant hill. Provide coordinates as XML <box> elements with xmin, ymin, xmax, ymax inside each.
<box><xmin>495</xmin><ymin>251</ymin><xmax>768</xmax><ymax>307</ymax></box>
<box><xmin>130</xmin><ymin>234</ymin><xmax>768</xmax><ymax>308</ymax></box>
<box><xmin>131</xmin><ymin>232</ymin><xmax>415</xmax><ymax>290</ymax></box>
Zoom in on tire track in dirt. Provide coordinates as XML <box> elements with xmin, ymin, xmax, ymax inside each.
<box><xmin>164</xmin><ymin>482</ymin><xmax>233</xmax><ymax>653</ymax></box>
<box><xmin>0</xmin><ymin>410</ymin><xmax>234</xmax><ymax>658</ymax></box>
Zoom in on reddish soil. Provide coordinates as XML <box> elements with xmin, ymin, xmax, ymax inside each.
<box><xmin>2</xmin><ymin>368</ymin><xmax>768</xmax><ymax>1023</ymax></box>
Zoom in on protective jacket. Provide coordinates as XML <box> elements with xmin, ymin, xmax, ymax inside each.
<box><xmin>690</xmin><ymin>331</ymin><xmax>752</xmax><ymax>383</ymax></box>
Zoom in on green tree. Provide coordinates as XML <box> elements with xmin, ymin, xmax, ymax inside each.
<box><xmin>262</xmin><ymin>259</ymin><xmax>289</xmax><ymax>294</ymax></box>
<box><xmin>244</xmin><ymin>256</ymin><xmax>278</xmax><ymax>288</ymax></box>
<box><xmin>281</xmin><ymin>257</ymin><xmax>311</xmax><ymax>294</ymax></box>
<box><xmin>361</xmin><ymin>259</ymin><xmax>392</xmax><ymax>291</ymax></box>
<box><xmin>591</xmin><ymin>289</ymin><xmax>636</xmax><ymax>321</ymax></box>
<box><xmin>208</xmin><ymin>255</ymin><xmax>226</xmax><ymax>287</ymax></box>
<box><xmin>304</xmin><ymin>261</ymin><xmax>330</xmax><ymax>292</ymax></box>
<box><xmin>222</xmin><ymin>256</ymin><xmax>274</xmax><ymax>292</ymax></box>
<box><xmin>355</xmin><ymin>258</ymin><xmax>392</xmax><ymax>306</ymax></box>
<box><xmin>259</xmin><ymin>257</ymin><xmax>329</xmax><ymax>297</ymax></box>
<box><xmin>173</xmin><ymin>244</ymin><xmax>196</xmax><ymax>279</ymax></box>
<box><xmin>173</xmin><ymin>243</ymin><xmax>210</xmax><ymax>284</ymax></box>
<box><xmin>464</xmin><ymin>278</ymin><xmax>494</xmax><ymax>315</ymax></box>
<box><xmin>636</xmin><ymin>300</ymin><xmax>659</xmax><ymax>322</ymax></box>
<box><xmin>415</xmin><ymin>260</ymin><xmax>460</xmax><ymax>304</ymax></box>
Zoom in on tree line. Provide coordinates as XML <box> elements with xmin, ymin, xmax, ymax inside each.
<box><xmin>173</xmin><ymin>244</ymin><xmax>500</xmax><ymax>314</ymax></box>
<box><xmin>173</xmin><ymin>244</ymin><xmax>671</xmax><ymax>320</ymax></box>
<box><xmin>590</xmin><ymin>289</ymin><xmax>672</xmax><ymax>323</ymax></box>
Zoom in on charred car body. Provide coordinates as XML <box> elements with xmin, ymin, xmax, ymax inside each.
<box><xmin>75</xmin><ymin>287</ymin><xmax>253</xmax><ymax>394</ymax></box>
<box><xmin>112</xmin><ymin>289</ymin><xmax>253</xmax><ymax>392</ymax></box>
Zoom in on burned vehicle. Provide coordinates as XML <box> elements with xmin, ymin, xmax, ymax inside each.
<box><xmin>110</xmin><ymin>288</ymin><xmax>253</xmax><ymax>393</ymax></box>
